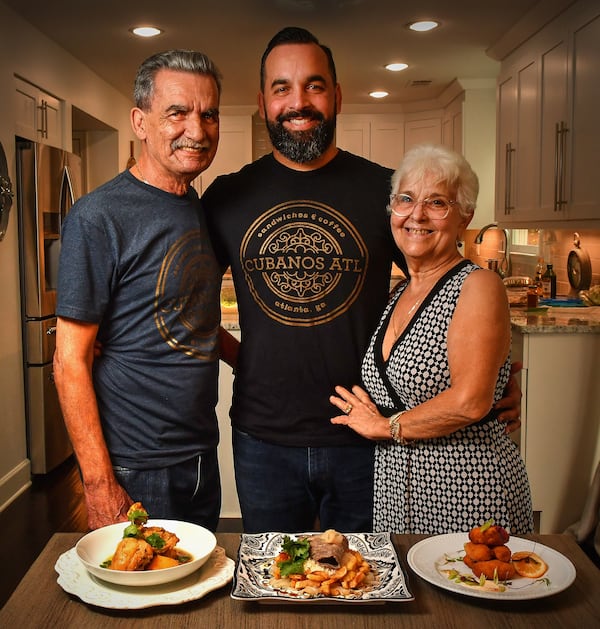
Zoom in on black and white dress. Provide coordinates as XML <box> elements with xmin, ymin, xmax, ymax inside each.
<box><xmin>362</xmin><ymin>260</ymin><xmax>533</xmax><ymax>535</ymax></box>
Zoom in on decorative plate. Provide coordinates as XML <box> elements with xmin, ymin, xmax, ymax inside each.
<box><xmin>407</xmin><ymin>533</ymin><xmax>576</xmax><ymax>600</ymax></box>
<box><xmin>55</xmin><ymin>545</ymin><xmax>234</xmax><ymax>609</ymax></box>
<box><xmin>231</xmin><ymin>531</ymin><xmax>413</xmax><ymax>604</ymax></box>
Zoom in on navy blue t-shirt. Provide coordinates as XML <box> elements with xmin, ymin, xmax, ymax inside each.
<box><xmin>57</xmin><ymin>170</ymin><xmax>221</xmax><ymax>468</ymax></box>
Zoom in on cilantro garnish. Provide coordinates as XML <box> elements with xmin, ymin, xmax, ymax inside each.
<box><xmin>121</xmin><ymin>505</ymin><xmax>150</xmax><ymax>539</ymax></box>
<box><xmin>128</xmin><ymin>507</ymin><xmax>149</xmax><ymax>526</ymax></box>
<box><xmin>278</xmin><ymin>536</ymin><xmax>311</xmax><ymax>577</ymax></box>
<box><xmin>145</xmin><ymin>533</ymin><xmax>166</xmax><ymax>549</ymax></box>
<box><xmin>123</xmin><ymin>523</ymin><xmax>141</xmax><ymax>538</ymax></box>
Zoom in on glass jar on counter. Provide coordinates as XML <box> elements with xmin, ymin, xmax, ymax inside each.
<box><xmin>527</xmin><ymin>285</ymin><xmax>539</xmax><ymax>309</ymax></box>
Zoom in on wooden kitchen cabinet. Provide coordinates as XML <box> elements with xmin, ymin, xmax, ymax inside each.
<box><xmin>539</xmin><ymin>3</ymin><xmax>599</xmax><ymax>222</ymax></box>
<box><xmin>495</xmin><ymin>0</ymin><xmax>600</xmax><ymax>225</ymax></box>
<box><xmin>337</xmin><ymin>114</ymin><xmax>404</xmax><ymax>169</ymax></box>
<box><xmin>495</xmin><ymin>59</ymin><xmax>538</xmax><ymax>221</ymax></box>
<box><xmin>370</xmin><ymin>117</ymin><xmax>406</xmax><ymax>170</ymax></box>
<box><xmin>403</xmin><ymin>117</ymin><xmax>442</xmax><ymax>152</ymax></box>
<box><xmin>442</xmin><ymin>96</ymin><xmax>463</xmax><ymax>154</ymax></box>
<box><xmin>14</xmin><ymin>77</ymin><xmax>63</xmax><ymax>148</ymax></box>
<box><xmin>337</xmin><ymin>113</ymin><xmax>443</xmax><ymax>170</ymax></box>
<box><xmin>192</xmin><ymin>114</ymin><xmax>253</xmax><ymax>194</ymax></box>
<box><xmin>565</xmin><ymin>6</ymin><xmax>600</xmax><ymax>221</ymax></box>
<box><xmin>511</xmin><ymin>330</ymin><xmax>600</xmax><ymax>533</ymax></box>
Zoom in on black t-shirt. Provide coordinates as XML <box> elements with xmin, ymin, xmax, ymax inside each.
<box><xmin>57</xmin><ymin>171</ymin><xmax>221</xmax><ymax>468</ymax></box>
<box><xmin>203</xmin><ymin>151</ymin><xmax>403</xmax><ymax>446</ymax></box>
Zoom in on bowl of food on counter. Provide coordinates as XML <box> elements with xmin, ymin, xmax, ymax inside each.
<box><xmin>503</xmin><ymin>276</ymin><xmax>534</xmax><ymax>307</ymax></box>
<box><xmin>75</xmin><ymin>502</ymin><xmax>216</xmax><ymax>586</ymax></box>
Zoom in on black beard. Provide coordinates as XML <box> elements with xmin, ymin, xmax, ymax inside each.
<box><xmin>266</xmin><ymin>109</ymin><xmax>336</xmax><ymax>164</ymax></box>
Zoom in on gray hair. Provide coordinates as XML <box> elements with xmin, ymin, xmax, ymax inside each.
<box><xmin>390</xmin><ymin>144</ymin><xmax>478</xmax><ymax>218</ymax></box>
<box><xmin>134</xmin><ymin>50</ymin><xmax>222</xmax><ymax>111</ymax></box>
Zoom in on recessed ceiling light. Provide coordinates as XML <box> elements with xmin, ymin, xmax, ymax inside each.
<box><xmin>369</xmin><ymin>91</ymin><xmax>389</xmax><ymax>99</ymax></box>
<box><xmin>385</xmin><ymin>63</ymin><xmax>408</xmax><ymax>72</ymax></box>
<box><xmin>408</xmin><ymin>20</ymin><xmax>439</xmax><ymax>32</ymax></box>
<box><xmin>130</xmin><ymin>26</ymin><xmax>163</xmax><ymax>38</ymax></box>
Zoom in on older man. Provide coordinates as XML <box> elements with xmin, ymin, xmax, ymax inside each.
<box><xmin>54</xmin><ymin>50</ymin><xmax>224</xmax><ymax>530</ymax></box>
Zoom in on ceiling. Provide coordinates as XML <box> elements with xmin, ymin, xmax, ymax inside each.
<box><xmin>4</xmin><ymin>0</ymin><xmax>567</xmax><ymax>108</ymax></box>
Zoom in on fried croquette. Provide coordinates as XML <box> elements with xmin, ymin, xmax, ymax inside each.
<box><xmin>492</xmin><ymin>545</ymin><xmax>512</xmax><ymax>562</ymax></box>
<box><xmin>464</xmin><ymin>541</ymin><xmax>494</xmax><ymax>562</ymax></box>
<box><xmin>468</xmin><ymin>524</ymin><xmax>510</xmax><ymax>547</ymax></box>
<box><xmin>471</xmin><ymin>559</ymin><xmax>517</xmax><ymax>581</ymax></box>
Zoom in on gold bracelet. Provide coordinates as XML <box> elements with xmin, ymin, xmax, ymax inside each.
<box><xmin>389</xmin><ymin>411</ymin><xmax>409</xmax><ymax>445</ymax></box>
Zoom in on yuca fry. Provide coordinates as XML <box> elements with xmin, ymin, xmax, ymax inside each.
<box><xmin>270</xmin><ymin>547</ymin><xmax>375</xmax><ymax>597</ymax></box>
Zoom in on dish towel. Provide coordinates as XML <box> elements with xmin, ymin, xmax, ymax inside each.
<box><xmin>564</xmin><ymin>461</ymin><xmax>600</xmax><ymax>560</ymax></box>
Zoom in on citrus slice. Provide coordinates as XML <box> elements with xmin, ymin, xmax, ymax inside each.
<box><xmin>511</xmin><ymin>551</ymin><xmax>548</xmax><ymax>578</ymax></box>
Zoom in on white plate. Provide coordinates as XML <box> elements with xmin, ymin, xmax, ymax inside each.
<box><xmin>407</xmin><ymin>533</ymin><xmax>576</xmax><ymax>600</ymax></box>
<box><xmin>231</xmin><ymin>531</ymin><xmax>414</xmax><ymax>604</ymax></box>
<box><xmin>55</xmin><ymin>545</ymin><xmax>234</xmax><ymax>609</ymax></box>
<box><xmin>76</xmin><ymin>519</ymin><xmax>216</xmax><ymax>586</ymax></box>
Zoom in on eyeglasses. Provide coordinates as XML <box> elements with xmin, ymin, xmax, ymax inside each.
<box><xmin>388</xmin><ymin>193</ymin><xmax>457</xmax><ymax>220</ymax></box>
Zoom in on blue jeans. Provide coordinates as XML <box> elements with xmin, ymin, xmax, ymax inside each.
<box><xmin>232</xmin><ymin>429</ymin><xmax>374</xmax><ymax>533</ymax></box>
<box><xmin>113</xmin><ymin>450</ymin><xmax>221</xmax><ymax>531</ymax></box>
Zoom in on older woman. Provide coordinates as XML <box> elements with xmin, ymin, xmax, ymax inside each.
<box><xmin>330</xmin><ymin>144</ymin><xmax>533</xmax><ymax>535</ymax></box>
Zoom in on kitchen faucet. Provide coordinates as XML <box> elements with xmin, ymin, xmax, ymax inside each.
<box><xmin>474</xmin><ymin>222</ymin><xmax>511</xmax><ymax>278</ymax></box>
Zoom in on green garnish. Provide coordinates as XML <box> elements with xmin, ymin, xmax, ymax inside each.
<box><xmin>479</xmin><ymin>518</ymin><xmax>494</xmax><ymax>532</ymax></box>
<box><xmin>145</xmin><ymin>533</ymin><xmax>166</xmax><ymax>549</ymax></box>
<box><xmin>278</xmin><ymin>536</ymin><xmax>311</xmax><ymax>577</ymax></box>
<box><xmin>121</xmin><ymin>505</ymin><xmax>150</xmax><ymax>538</ymax></box>
<box><xmin>123</xmin><ymin>523</ymin><xmax>141</xmax><ymax>538</ymax></box>
<box><xmin>127</xmin><ymin>507</ymin><xmax>149</xmax><ymax>526</ymax></box>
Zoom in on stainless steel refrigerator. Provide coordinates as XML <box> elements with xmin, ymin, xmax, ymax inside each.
<box><xmin>16</xmin><ymin>139</ymin><xmax>82</xmax><ymax>474</ymax></box>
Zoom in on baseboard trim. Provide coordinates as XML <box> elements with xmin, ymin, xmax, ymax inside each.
<box><xmin>0</xmin><ymin>459</ymin><xmax>32</xmax><ymax>513</ymax></box>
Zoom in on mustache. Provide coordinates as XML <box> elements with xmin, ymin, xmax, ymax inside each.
<box><xmin>171</xmin><ymin>140</ymin><xmax>210</xmax><ymax>151</ymax></box>
<box><xmin>276</xmin><ymin>108</ymin><xmax>325</xmax><ymax>124</ymax></box>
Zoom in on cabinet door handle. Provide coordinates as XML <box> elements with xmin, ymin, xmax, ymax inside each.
<box><xmin>504</xmin><ymin>142</ymin><xmax>515</xmax><ymax>213</ymax></box>
<box><xmin>37</xmin><ymin>99</ymin><xmax>48</xmax><ymax>139</ymax></box>
<box><xmin>554</xmin><ymin>121</ymin><xmax>568</xmax><ymax>211</ymax></box>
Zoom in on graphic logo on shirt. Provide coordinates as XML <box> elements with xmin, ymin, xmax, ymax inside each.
<box><xmin>241</xmin><ymin>201</ymin><xmax>368</xmax><ymax>325</ymax></box>
<box><xmin>155</xmin><ymin>230</ymin><xmax>220</xmax><ymax>359</ymax></box>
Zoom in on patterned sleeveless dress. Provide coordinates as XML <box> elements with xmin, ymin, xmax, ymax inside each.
<box><xmin>361</xmin><ymin>259</ymin><xmax>533</xmax><ymax>534</ymax></box>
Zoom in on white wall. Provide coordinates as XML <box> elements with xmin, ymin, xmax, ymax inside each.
<box><xmin>0</xmin><ymin>1</ymin><xmax>134</xmax><ymax>510</ymax></box>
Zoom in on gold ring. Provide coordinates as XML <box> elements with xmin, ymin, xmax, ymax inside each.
<box><xmin>344</xmin><ymin>404</ymin><xmax>353</xmax><ymax>414</ymax></box>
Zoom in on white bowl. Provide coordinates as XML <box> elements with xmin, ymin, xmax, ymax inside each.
<box><xmin>75</xmin><ymin>519</ymin><xmax>216</xmax><ymax>586</ymax></box>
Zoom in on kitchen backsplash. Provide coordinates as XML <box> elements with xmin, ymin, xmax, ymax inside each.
<box><xmin>464</xmin><ymin>228</ymin><xmax>600</xmax><ymax>297</ymax></box>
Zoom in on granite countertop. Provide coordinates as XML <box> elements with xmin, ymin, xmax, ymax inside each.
<box><xmin>223</xmin><ymin>308</ymin><xmax>600</xmax><ymax>334</ymax></box>
<box><xmin>511</xmin><ymin>306</ymin><xmax>600</xmax><ymax>334</ymax></box>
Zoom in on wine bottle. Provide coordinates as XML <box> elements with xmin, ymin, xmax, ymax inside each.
<box><xmin>541</xmin><ymin>264</ymin><xmax>557</xmax><ymax>299</ymax></box>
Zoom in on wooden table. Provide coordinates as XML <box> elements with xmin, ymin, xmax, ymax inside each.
<box><xmin>1</xmin><ymin>533</ymin><xmax>598</xmax><ymax>628</ymax></box>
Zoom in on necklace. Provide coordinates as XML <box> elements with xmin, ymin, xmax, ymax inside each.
<box><xmin>391</xmin><ymin>294</ymin><xmax>423</xmax><ymax>337</ymax></box>
<box><xmin>391</xmin><ymin>279</ymin><xmax>438</xmax><ymax>337</ymax></box>
<box><xmin>135</xmin><ymin>163</ymin><xmax>149</xmax><ymax>185</ymax></box>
